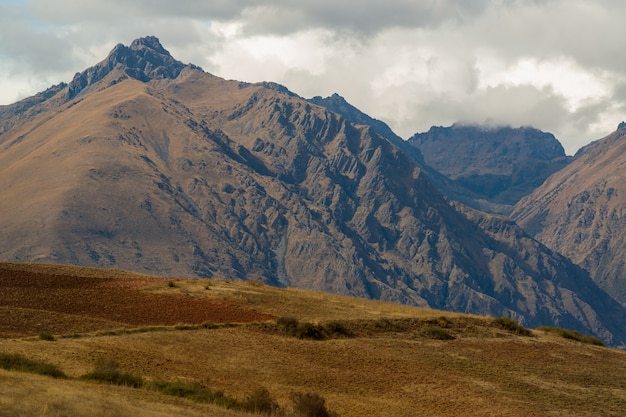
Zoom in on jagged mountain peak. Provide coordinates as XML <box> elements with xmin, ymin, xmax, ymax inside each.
<box><xmin>67</xmin><ymin>36</ymin><xmax>198</xmax><ymax>99</ymax></box>
<box><xmin>129</xmin><ymin>35</ymin><xmax>170</xmax><ymax>54</ymax></box>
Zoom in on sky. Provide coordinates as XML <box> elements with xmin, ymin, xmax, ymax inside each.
<box><xmin>1</xmin><ymin>0</ymin><xmax>625</xmax><ymax>155</ymax></box>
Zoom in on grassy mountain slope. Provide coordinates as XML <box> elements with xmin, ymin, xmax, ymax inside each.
<box><xmin>0</xmin><ymin>263</ymin><xmax>625</xmax><ymax>417</ymax></box>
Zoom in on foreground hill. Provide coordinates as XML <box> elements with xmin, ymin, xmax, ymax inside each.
<box><xmin>408</xmin><ymin>124</ymin><xmax>572</xmax><ymax>212</ymax></box>
<box><xmin>0</xmin><ymin>263</ymin><xmax>625</xmax><ymax>417</ymax></box>
<box><xmin>512</xmin><ymin>124</ymin><xmax>626</xmax><ymax>305</ymax></box>
<box><xmin>1</xmin><ymin>37</ymin><xmax>625</xmax><ymax>346</ymax></box>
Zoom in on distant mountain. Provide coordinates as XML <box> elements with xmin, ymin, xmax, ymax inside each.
<box><xmin>512</xmin><ymin>124</ymin><xmax>626</xmax><ymax>305</ymax></box>
<box><xmin>1</xmin><ymin>36</ymin><xmax>624</xmax><ymax>345</ymax></box>
<box><xmin>408</xmin><ymin>124</ymin><xmax>572</xmax><ymax>212</ymax></box>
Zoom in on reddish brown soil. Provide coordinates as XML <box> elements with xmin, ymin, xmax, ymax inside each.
<box><xmin>0</xmin><ymin>268</ymin><xmax>274</xmax><ymax>337</ymax></box>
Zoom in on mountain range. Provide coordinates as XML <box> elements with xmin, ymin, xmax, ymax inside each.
<box><xmin>1</xmin><ymin>36</ymin><xmax>625</xmax><ymax>346</ymax></box>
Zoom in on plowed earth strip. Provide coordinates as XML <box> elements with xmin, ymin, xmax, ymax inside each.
<box><xmin>0</xmin><ymin>270</ymin><xmax>274</xmax><ymax>337</ymax></box>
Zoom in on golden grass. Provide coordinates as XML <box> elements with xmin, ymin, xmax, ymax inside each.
<box><xmin>0</xmin><ymin>369</ymin><xmax>248</xmax><ymax>417</ymax></box>
<box><xmin>1</xmin><ymin>264</ymin><xmax>626</xmax><ymax>416</ymax></box>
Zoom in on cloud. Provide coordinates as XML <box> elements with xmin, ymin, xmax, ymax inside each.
<box><xmin>1</xmin><ymin>0</ymin><xmax>626</xmax><ymax>154</ymax></box>
<box><xmin>238</xmin><ymin>0</ymin><xmax>492</xmax><ymax>36</ymax></box>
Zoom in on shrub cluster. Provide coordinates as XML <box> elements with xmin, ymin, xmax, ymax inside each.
<box><xmin>38</xmin><ymin>332</ymin><xmax>56</xmax><ymax>341</ymax></box>
<box><xmin>276</xmin><ymin>317</ymin><xmax>352</xmax><ymax>341</ymax></box>
<box><xmin>422</xmin><ymin>327</ymin><xmax>455</xmax><ymax>340</ymax></box>
<box><xmin>0</xmin><ymin>352</ymin><xmax>340</xmax><ymax>416</ymax></box>
<box><xmin>80</xmin><ymin>358</ymin><xmax>143</xmax><ymax>388</ymax></box>
<box><xmin>493</xmin><ymin>317</ymin><xmax>532</xmax><ymax>336</ymax></box>
<box><xmin>537</xmin><ymin>326</ymin><xmax>604</xmax><ymax>346</ymax></box>
<box><xmin>0</xmin><ymin>353</ymin><xmax>66</xmax><ymax>379</ymax></box>
<box><xmin>291</xmin><ymin>391</ymin><xmax>339</xmax><ymax>417</ymax></box>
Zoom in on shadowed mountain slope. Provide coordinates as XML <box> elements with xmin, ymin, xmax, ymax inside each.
<box><xmin>0</xmin><ymin>36</ymin><xmax>624</xmax><ymax>346</ymax></box>
<box><xmin>513</xmin><ymin>124</ymin><xmax>626</xmax><ymax>305</ymax></box>
<box><xmin>408</xmin><ymin>124</ymin><xmax>572</xmax><ymax>212</ymax></box>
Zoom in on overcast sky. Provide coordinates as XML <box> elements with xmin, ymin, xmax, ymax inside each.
<box><xmin>1</xmin><ymin>0</ymin><xmax>625</xmax><ymax>154</ymax></box>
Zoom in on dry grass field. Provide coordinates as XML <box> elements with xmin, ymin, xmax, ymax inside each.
<box><xmin>1</xmin><ymin>262</ymin><xmax>625</xmax><ymax>416</ymax></box>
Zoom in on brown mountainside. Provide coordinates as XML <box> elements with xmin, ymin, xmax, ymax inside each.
<box><xmin>512</xmin><ymin>124</ymin><xmax>626</xmax><ymax>305</ymax></box>
<box><xmin>0</xmin><ymin>36</ymin><xmax>625</xmax><ymax>346</ymax></box>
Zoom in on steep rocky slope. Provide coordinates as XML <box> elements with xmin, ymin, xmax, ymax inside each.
<box><xmin>512</xmin><ymin>124</ymin><xmax>626</xmax><ymax>305</ymax></box>
<box><xmin>0</xmin><ymin>36</ymin><xmax>624</xmax><ymax>345</ymax></box>
<box><xmin>408</xmin><ymin>124</ymin><xmax>572</xmax><ymax>212</ymax></box>
<box><xmin>308</xmin><ymin>96</ymin><xmax>513</xmax><ymax>215</ymax></box>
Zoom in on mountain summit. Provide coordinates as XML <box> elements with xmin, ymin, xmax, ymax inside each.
<box><xmin>408</xmin><ymin>124</ymin><xmax>572</xmax><ymax>211</ymax></box>
<box><xmin>67</xmin><ymin>35</ymin><xmax>197</xmax><ymax>99</ymax></box>
<box><xmin>1</xmin><ymin>37</ymin><xmax>625</xmax><ymax>346</ymax></box>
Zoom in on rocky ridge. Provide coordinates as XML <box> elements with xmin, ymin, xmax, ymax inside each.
<box><xmin>512</xmin><ymin>124</ymin><xmax>626</xmax><ymax>305</ymax></box>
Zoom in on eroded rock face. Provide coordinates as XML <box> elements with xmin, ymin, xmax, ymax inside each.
<box><xmin>1</xmin><ymin>37</ymin><xmax>625</xmax><ymax>346</ymax></box>
<box><xmin>408</xmin><ymin>124</ymin><xmax>572</xmax><ymax>210</ymax></box>
<box><xmin>513</xmin><ymin>125</ymin><xmax>626</xmax><ymax>306</ymax></box>
<box><xmin>66</xmin><ymin>35</ymin><xmax>197</xmax><ymax>99</ymax></box>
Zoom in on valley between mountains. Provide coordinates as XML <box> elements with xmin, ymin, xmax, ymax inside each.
<box><xmin>1</xmin><ymin>36</ymin><xmax>626</xmax><ymax>348</ymax></box>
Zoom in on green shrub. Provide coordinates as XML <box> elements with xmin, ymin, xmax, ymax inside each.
<box><xmin>291</xmin><ymin>392</ymin><xmax>338</xmax><ymax>417</ymax></box>
<box><xmin>493</xmin><ymin>317</ymin><xmax>532</xmax><ymax>336</ymax></box>
<box><xmin>149</xmin><ymin>381</ymin><xmax>239</xmax><ymax>408</ymax></box>
<box><xmin>423</xmin><ymin>327</ymin><xmax>455</xmax><ymax>340</ymax></box>
<box><xmin>150</xmin><ymin>381</ymin><xmax>280</xmax><ymax>414</ymax></box>
<box><xmin>80</xmin><ymin>358</ymin><xmax>143</xmax><ymax>388</ymax></box>
<box><xmin>277</xmin><ymin>316</ymin><xmax>300</xmax><ymax>336</ymax></box>
<box><xmin>242</xmin><ymin>387</ymin><xmax>280</xmax><ymax>414</ymax></box>
<box><xmin>371</xmin><ymin>318</ymin><xmax>410</xmax><ymax>333</ymax></box>
<box><xmin>38</xmin><ymin>332</ymin><xmax>55</xmax><ymax>341</ymax></box>
<box><xmin>537</xmin><ymin>326</ymin><xmax>604</xmax><ymax>346</ymax></box>
<box><xmin>323</xmin><ymin>320</ymin><xmax>353</xmax><ymax>338</ymax></box>
<box><xmin>296</xmin><ymin>322</ymin><xmax>326</xmax><ymax>340</ymax></box>
<box><xmin>0</xmin><ymin>353</ymin><xmax>66</xmax><ymax>378</ymax></box>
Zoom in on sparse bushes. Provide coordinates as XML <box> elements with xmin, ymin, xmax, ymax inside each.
<box><xmin>0</xmin><ymin>351</ymin><xmax>338</xmax><ymax>416</ymax></box>
<box><xmin>148</xmin><ymin>380</ymin><xmax>239</xmax><ymax>408</ymax></box>
<box><xmin>323</xmin><ymin>320</ymin><xmax>352</xmax><ymax>338</ymax></box>
<box><xmin>242</xmin><ymin>387</ymin><xmax>280</xmax><ymax>414</ymax></box>
<box><xmin>150</xmin><ymin>382</ymin><xmax>284</xmax><ymax>415</ymax></box>
<box><xmin>296</xmin><ymin>322</ymin><xmax>326</xmax><ymax>340</ymax></box>
<box><xmin>291</xmin><ymin>392</ymin><xmax>339</xmax><ymax>417</ymax></box>
<box><xmin>0</xmin><ymin>353</ymin><xmax>66</xmax><ymax>378</ymax></box>
<box><xmin>275</xmin><ymin>317</ymin><xmax>353</xmax><ymax>341</ymax></box>
<box><xmin>80</xmin><ymin>358</ymin><xmax>143</xmax><ymax>388</ymax></box>
<box><xmin>493</xmin><ymin>317</ymin><xmax>532</xmax><ymax>336</ymax></box>
<box><xmin>276</xmin><ymin>317</ymin><xmax>325</xmax><ymax>340</ymax></box>
<box><xmin>423</xmin><ymin>327</ymin><xmax>455</xmax><ymax>340</ymax></box>
<box><xmin>277</xmin><ymin>316</ymin><xmax>300</xmax><ymax>336</ymax></box>
<box><xmin>38</xmin><ymin>332</ymin><xmax>55</xmax><ymax>341</ymax></box>
<box><xmin>537</xmin><ymin>326</ymin><xmax>604</xmax><ymax>346</ymax></box>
